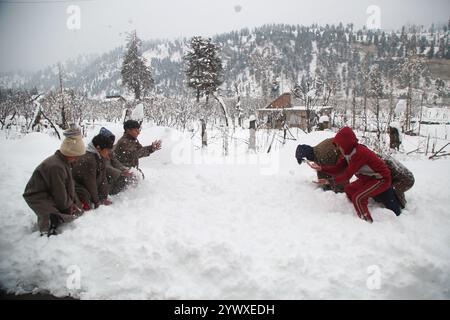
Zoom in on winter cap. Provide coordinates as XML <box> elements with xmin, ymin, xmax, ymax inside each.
<box><xmin>295</xmin><ymin>144</ymin><xmax>314</xmax><ymax>164</ymax></box>
<box><xmin>59</xmin><ymin>124</ymin><xmax>86</xmax><ymax>157</ymax></box>
<box><xmin>99</xmin><ymin>127</ymin><xmax>116</xmax><ymax>144</ymax></box>
<box><xmin>123</xmin><ymin>120</ymin><xmax>141</xmax><ymax>131</ymax></box>
<box><xmin>99</xmin><ymin>127</ymin><xmax>114</xmax><ymax>138</ymax></box>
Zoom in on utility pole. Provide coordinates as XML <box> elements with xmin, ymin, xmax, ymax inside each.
<box><xmin>418</xmin><ymin>92</ymin><xmax>425</xmax><ymax>136</ymax></box>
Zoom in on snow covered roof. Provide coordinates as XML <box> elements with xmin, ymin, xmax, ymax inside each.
<box><xmin>258</xmin><ymin>105</ymin><xmax>333</xmax><ymax>112</ymax></box>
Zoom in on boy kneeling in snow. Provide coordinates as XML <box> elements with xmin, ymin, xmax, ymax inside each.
<box><xmin>295</xmin><ymin>138</ymin><xmax>343</xmax><ymax>193</ymax></box>
<box><xmin>113</xmin><ymin>120</ymin><xmax>162</xmax><ymax>170</ymax></box>
<box><xmin>23</xmin><ymin>125</ymin><xmax>86</xmax><ymax>236</ymax></box>
<box><xmin>96</xmin><ymin>127</ymin><xmax>137</xmax><ymax>196</ymax></box>
<box><xmin>297</xmin><ymin>140</ymin><xmax>414</xmax><ymax>216</ymax></box>
<box><xmin>373</xmin><ymin>154</ymin><xmax>414</xmax><ymax>210</ymax></box>
<box><xmin>72</xmin><ymin>133</ymin><xmax>114</xmax><ymax>210</ymax></box>
<box><xmin>307</xmin><ymin>127</ymin><xmax>391</xmax><ymax>223</ymax></box>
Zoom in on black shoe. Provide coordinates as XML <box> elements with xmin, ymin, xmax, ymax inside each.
<box><xmin>48</xmin><ymin>214</ymin><xmax>62</xmax><ymax>237</ymax></box>
<box><xmin>47</xmin><ymin>227</ymin><xmax>58</xmax><ymax>237</ymax></box>
<box><xmin>374</xmin><ymin>187</ymin><xmax>402</xmax><ymax>216</ymax></box>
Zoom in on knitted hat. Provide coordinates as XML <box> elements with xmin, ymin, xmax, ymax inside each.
<box><xmin>295</xmin><ymin>144</ymin><xmax>314</xmax><ymax>164</ymax></box>
<box><xmin>99</xmin><ymin>127</ymin><xmax>116</xmax><ymax>144</ymax></box>
<box><xmin>99</xmin><ymin>127</ymin><xmax>114</xmax><ymax>138</ymax></box>
<box><xmin>59</xmin><ymin>125</ymin><xmax>86</xmax><ymax>157</ymax></box>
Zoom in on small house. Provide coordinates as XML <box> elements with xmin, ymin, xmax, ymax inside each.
<box><xmin>257</xmin><ymin>93</ymin><xmax>333</xmax><ymax>130</ymax></box>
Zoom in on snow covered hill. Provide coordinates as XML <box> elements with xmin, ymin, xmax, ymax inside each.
<box><xmin>0</xmin><ymin>125</ymin><xmax>449</xmax><ymax>299</ymax></box>
<box><xmin>2</xmin><ymin>23</ymin><xmax>448</xmax><ymax>101</ymax></box>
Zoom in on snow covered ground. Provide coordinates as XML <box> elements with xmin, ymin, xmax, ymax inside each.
<box><xmin>0</xmin><ymin>123</ymin><xmax>449</xmax><ymax>299</ymax></box>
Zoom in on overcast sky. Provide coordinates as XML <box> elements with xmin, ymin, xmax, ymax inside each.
<box><xmin>0</xmin><ymin>0</ymin><xmax>449</xmax><ymax>73</ymax></box>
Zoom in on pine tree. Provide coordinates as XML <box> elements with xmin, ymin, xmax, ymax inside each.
<box><xmin>437</xmin><ymin>37</ymin><xmax>445</xmax><ymax>59</ymax></box>
<box><xmin>428</xmin><ymin>40</ymin><xmax>435</xmax><ymax>59</ymax></box>
<box><xmin>184</xmin><ymin>36</ymin><xmax>224</xmax><ymax>102</ymax></box>
<box><xmin>446</xmin><ymin>37</ymin><xmax>450</xmax><ymax>59</ymax></box>
<box><xmin>121</xmin><ymin>30</ymin><xmax>154</xmax><ymax>100</ymax></box>
<box><xmin>409</xmin><ymin>34</ymin><xmax>417</xmax><ymax>54</ymax></box>
<box><xmin>419</xmin><ymin>35</ymin><xmax>427</xmax><ymax>54</ymax></box>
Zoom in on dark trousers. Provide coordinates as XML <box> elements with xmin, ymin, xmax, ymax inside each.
<box><xmin>373</xmin><ymin>186</ymin><xmax>402</xmax><ymax>216</ymax></box>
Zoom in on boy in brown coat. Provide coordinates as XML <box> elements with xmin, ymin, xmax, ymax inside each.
<box><xmin>113</xmin><ymin>120</ymin><xmax>162</xmax><ymax>169</ymax></box>
<box><xmin>72</xmin><ymin>133</ymin><xmax>113</xmax><ymax>210</ymax></box>
<box><xmin>23</xmin><ymin>126</ymin><xmax>86</xmax><ymax>236</ymax></box>
<box><xmin>95</xmin><ymin>127</ymin><xmax>136</xmax><ymax>195</ymax></box>
<box><xmin>296</xmin><ymin>138</ymin><xmax>343</xmax><ymax>192</ymax></box>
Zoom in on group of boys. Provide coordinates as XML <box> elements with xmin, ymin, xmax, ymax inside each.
<box><xmin>23</xmin><ymin>120</ymin><xmax>161</xmax><ymax>236</ymax></box>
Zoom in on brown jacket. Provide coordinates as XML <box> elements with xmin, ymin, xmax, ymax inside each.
<box><xmin>313</xmin><ymin>138</ymin><xmax>343</xmax><ymax>193</ymax></box>
<box><xmin>72</xmin><ymin>149</ymin><xmax>108</xmax><ymax>205</ymax></box>
<box><xmin>23</xmin><ymin>150</ymin><xmax>79</xmax><ymax>232</ymax></box>
<box><xmin>113</xmin><ymin>133</ymin><xmax>154</xmax><ymax>168</ymax></box>
<box><xmin>106</xmin><ymin>151</ymin><xmax>127</xmax><ymax>181</ymax></box>
<box><xmin>313</xmin><ymin>138</ymin><xmax>339</xmax><ymax>166</ymax></box>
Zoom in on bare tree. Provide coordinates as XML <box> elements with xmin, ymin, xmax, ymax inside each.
<box><xmin>292</xmin><ymin>75</ymin><xmax>326</xmax><ymax>132</ymax></box>
<box><xmin>397</xmin><ymin>53</ymin><xmax>426</xmax><ymax>133</ymax></box>
<box><xmin>249</xmin><ymin>47</ymin><xmax>279</xmax><ymax>103</ymax></box>
<box><xmin>368</xmin><ymin>64</ymin><xmax>383</xmax><ymax>139</ymax></box>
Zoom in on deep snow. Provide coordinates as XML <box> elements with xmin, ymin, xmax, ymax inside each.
<box><xmin>0</xmin><ymin>124</ymin><xmax>449</xmax><ymax>299</ymax></box>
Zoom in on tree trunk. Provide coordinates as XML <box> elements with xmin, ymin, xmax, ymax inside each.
<box><xmin>249</xmin><ymin>120</ymin><xmax>256</xmax><ymax>152</ymax></box>
<box><xmin>386</xmin><ymin>88</ymin><xmax>394</xmax><ymax>132</ymax></box>
<box><xmin>376</xmin><ymin>98</ymin><xmax>380</xmax><ymax>140</ymax></box>
<box><xmin>61</xmin><ymin>105</ymin><xmax>67</xmax><ymax>130</ymax></box>
<box><xmin>352</xmin><ymin>92</ymin><xmax>356</xmax><ymax>129</ymax></box>
<box><xmin>201</xmin><ymin>118</ymin><xmax>207</xmax><ymax>147</ymax></box>
<box><xmin>306</xmin><ymin>97</ymin><xmax>311</xmax><ymax>133</ymax></box>
<box><xmin>363</xmin><ymin>87</ymin><xmax>368</xmax><ymax>132</ymax></box>
<box><xmin>58</xmin><ymin>64</ymin><xmax>67</xmax><ymax>130</ymax></box>
<box><xmin>134</xmin><ymin>86</ymin><xmax>141</xmax><ymax>100</ymax></box>
<box><xmin>406</xmin><ymin>83</ymin><xmax>412</xmax><ymax>133</ymax></box>
<box><xmin>212</xmin><ymin>94</ymin><xmax>229</xmax><ymax>156</ymax></box>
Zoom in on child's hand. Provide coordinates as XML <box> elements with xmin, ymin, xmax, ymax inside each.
<box><xmin>121</xmin><ymin>169</ymin><xmax>134</xmax><ymax>177</ymax></box>
<box><xmin>306</xmin><ymin>160</ymin><xmax>322</xmax><ymax>171</ymax></box>
<box><xmin>151</xmin><ymin>140</ymin><xmax>162</xmax><ymax>151</ymax></box>
<box><xmin>314</xmin><ymin>178</ymin><xmax>330</xmax><ymax>186</ymax></box>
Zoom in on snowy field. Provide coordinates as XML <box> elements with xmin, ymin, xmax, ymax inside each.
<box><xmin>0</xmin><ymin>123</ymin><xmax>449</xmax><ymax>299</ymax></box>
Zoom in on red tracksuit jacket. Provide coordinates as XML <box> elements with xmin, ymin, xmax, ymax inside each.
<box><xmin>321</xmin><ymin>127</ymin><xmax>391</xmax><ymax>185</ymax></box>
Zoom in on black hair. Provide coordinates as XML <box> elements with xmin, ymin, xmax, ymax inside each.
<box><xmin>123</xmin><ymin>120</ymin><xmax>141</xmax><ymax>131</ymax></box>
<box><xmin>92</xmin><ymin>134</ymin><xmax>114</xmax><ymax>150</ymax></box>
<box><xmin>295</xmin><ymin>144</ymin><xmax>314</xmax><ymax>164</ymax></box>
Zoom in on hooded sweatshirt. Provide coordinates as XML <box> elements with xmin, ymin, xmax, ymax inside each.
<box><xmin>321</xmin><ymin>127</ymin><xmax>391</xmax><ymax>185</ymax></box>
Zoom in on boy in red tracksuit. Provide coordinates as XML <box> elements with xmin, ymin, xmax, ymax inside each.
<box><xmin>308</xmin><ymin>127</ymin><xmax>391</xmax><ymax>223</ymax></box>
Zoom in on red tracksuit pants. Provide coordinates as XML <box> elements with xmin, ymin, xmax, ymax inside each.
<box><xmin>344</xmin><ymin>176</ymin><xmax>391</xmax><ymax>223</ymax></box>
